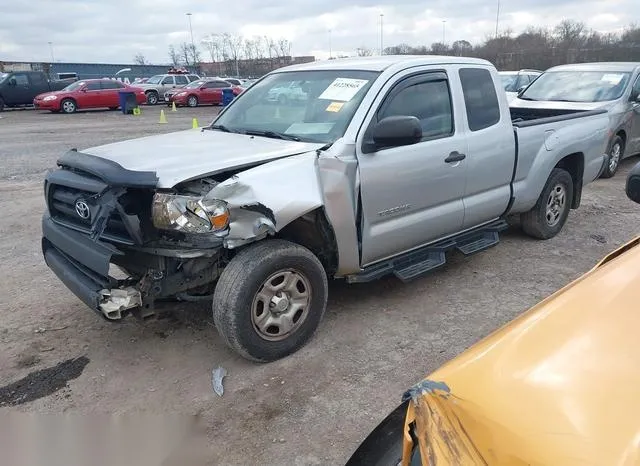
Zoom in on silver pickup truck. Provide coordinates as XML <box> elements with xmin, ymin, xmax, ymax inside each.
<box><xmin>42</xmin><ymin>56</ymin><xmax>609</xmax><ymax>362</ymax></box>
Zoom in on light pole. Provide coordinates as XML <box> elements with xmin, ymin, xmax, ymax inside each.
<box><xmin>328</xmin><ymin>29</ymin><xmax>332</xmax><ymax>59</ymax></box>
<box><xmin>48</xmin><ymin>42</ymin><xmax>55</xmax><ymax>63</ymax></box>
<box><xmin>186</xmin><ymin>12</ymin><xmax>195</xmax><ymax>64</ymax></box>
<box><xmin>495</xmin><ymin>0</ymin><xmax>500</xmax><ymax>38</ymax></box>
<box><xmin>380</xmin><ymin>14</ymin><xmax>384</xmax><ymax>55</ymax></box>
<box><xmin>442</xmin><ymin>20</ymin><xmax>446</xmax><ymax>44</ymax></box>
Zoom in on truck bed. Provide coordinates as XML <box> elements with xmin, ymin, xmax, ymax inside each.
<box><xmin>510</xmin><ymin>106</ymin><xmax>605</xmax><ymax>125</ymax></box>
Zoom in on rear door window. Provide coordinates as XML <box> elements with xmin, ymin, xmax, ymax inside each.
<box><xmin>100</xmin><ymin>80</ymin><xmax>124</xmax><ymax>89</ymax></box>
<box><xmin>85</xmin><ymin>81</ymin><xmax>102</xmax><ymax>91</ymax></box>
<box><xmin>459</xmin><ymin>68</ymin><xmax>501</xmax><ymax>131</ymax></box>
<box><xmin>175</xmin><ymin>75</ymin><xmax>188</xmax><ymax>85</ymax></box>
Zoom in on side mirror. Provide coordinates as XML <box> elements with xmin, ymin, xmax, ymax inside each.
<box><xmin>626</xmin><ymin>161</ymin><xmax>640</xmax><ymax>204</ymax></box>
<box><xmin>81</xmin><ymin>88</ymin><xmax>88</xmax><ymax>92</ymax></box>
<box><xmin>516</xmin><ymin>85</ymin><xmax>528</xmax><ymax>96</ymax></box>
<box><xmin>371</xmin><ymin>116</ymin><xmax>422</xmax><ymax>150</ymax></box>
<box><xmin>631</xmin><ymin>92</ymin><xmax>640</xmax><ymax>103</ymax></box>
<box><xmin>8</xmin><ymin>78</ymin><xmax>17</xmax><ymax>86</ymax></box>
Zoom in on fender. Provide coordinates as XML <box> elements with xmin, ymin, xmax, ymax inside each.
<box><xmin>206</xmin><ymin>148</ymin><xmax>362</xmax><ymax>275</ymax></box>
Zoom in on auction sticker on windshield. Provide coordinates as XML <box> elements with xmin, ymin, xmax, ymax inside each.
<box><xmin>319</xmin><ymin>78</ymin><xmax>369</xmax><ymax>101</ymax></box>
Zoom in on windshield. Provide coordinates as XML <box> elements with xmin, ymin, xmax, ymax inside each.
<box><xmin>185</xmin><ymin>80</ymin><xmax>205</xmax><ymax>89</ymax></box>
<box><xmin>212</xmin><ymin>70</ymin><xmax>379</xmax><ymax>144</ymax></box>
<box><xmin>500</xmin><ymin>74</ymin><xmax>519</xmax><ymax>92</ymax></box>
<box><xmin>63</xmin><ymin>81</ymin><xmax>86</xmax><ymax>91</ymax></box>
<box><xmin>146</xmin><ymin>75</ymin><xmax>163</xmax><ymax>84</ymax></box>
<box><xmin>520</xmin><ymin>70</ymin><xmax>632</xmax><ymax>102</ymax></box>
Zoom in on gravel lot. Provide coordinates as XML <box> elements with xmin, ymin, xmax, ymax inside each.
<box><xmin>1</xmin><ymin>108</ymin><xmax>639</xmax><ymax>465</ymax></box>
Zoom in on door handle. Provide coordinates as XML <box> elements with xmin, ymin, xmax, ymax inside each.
<box><xmin>445</xmin><ymin>151</ymin><xmax>466</xmax><ymax>163</ymax></box>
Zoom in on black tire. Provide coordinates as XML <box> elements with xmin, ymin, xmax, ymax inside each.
<box><xmin>187</xmin><ymin>95</ymin><xmax>198</xmax><ymax>107</ymax></box>
<box><xmin>0</xmin><ymin>96</ymin><xmax>4</xmax><ymax>112</ymax></box>
<box><xmin>146</xmin><ymin>91</ymin><xmax>159</xmax><ymax>105</ymax></box>
<box><xmin>109</xmin><ymin>106</ymin><xmax>119</xmax><ymax>111</ymax></box>
<box><xmin>521</xmin><ymin>168</ymin><xmax>574</xmax><ymax>239</ymax></box>
<box><xmin>60</xmin><ymin>98</ymin><xmax>77</xmax><ymax>114</ymax></box>
<box><xmin>601</xmin><ymin>135</ymin><xmax>624</xmax><ymax>179</ymax></box>
<box><xmin>212</xmin><ymin>239</ymin><xmax>328</xmax><ymax>362</ymax></box>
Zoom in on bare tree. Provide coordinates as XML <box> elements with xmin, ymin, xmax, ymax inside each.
<box><xmin>168</xmin><ymin>45</ymin><xmax>181</xmax><ymax>66</ymax></box>
<box><xmin>133</xmin><ymin>53</ymin><xmax>148</xmax><ymax>65</ymax></box>
<box><xmin>179</xmin><ymin>42</ymin><xmax>201</xmax><ymax>66</ymax></box>
<box><xmin>202</xmin><ymin>34</ymin><xmax>222</xmax><ymax>62</ymax></box>
<box><xmin>277</xmin><ymin>39</ymin><xmax>291</xmax><ymax>59</ymax></box>
<box><xmin>356</xmin><ymin>47</ymin><xmax>373</xmax><ymax>57</ymax></box>
<box><xmin>451</xmin><ymin>40</ymin><xmax>472</xmax><ymax>56</ymax></box>
<box><xmin>222</xmin><ymin>33</ymin><xmax>243</xmax><ymax>76</ymax></box>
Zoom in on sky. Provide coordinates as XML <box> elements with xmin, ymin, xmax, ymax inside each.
<box><xmin>0</xmin><ymin>0</ymin><xmax>637</xmax><ymax>64</ymax></box>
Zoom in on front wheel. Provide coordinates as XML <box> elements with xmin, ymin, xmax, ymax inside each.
<box><xmin>146</xmin><ymin>91</ymin><xmax>159</xmax><ymax>105</ymax></box>
<box><xmin>601</xmin><ymin>135</ymin><xmax>624</xmax><ymax>179</ymax></box>
<box><xmin>60</xmin><ymin>99</ymin><xmax>77</xmax><ymax>114</ymax></box>
<box><xmin>213</xmin><ymin>240</ymin><xmax>328</xmax><ymax>362</ymax></box>
<box><xmin>521</xmin><ymin>168</ymin><xmax>574</xmax><ymax>239</ymax></box>
<box><xmin>187</xmin><ymin>95</ymin><xmax>198</xmax><ymax>107</ymax></box>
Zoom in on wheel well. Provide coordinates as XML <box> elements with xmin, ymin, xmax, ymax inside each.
<box><xmin>555</xmin><ymin>153</ymin><xmax>584</xmax><ymax>209</ymax></box>
<box><xmin>145</xmin><ymin>89</ymin><xmax>158</xmax><ymax>94</ymax></box>
<box><xmin>276</xmin><ymin>208</ymin><xmax>338</xmax><ymax>276</ymax></box>
<box><xmin>616</xmin><ymin>130</ymin><xmax>627</xmax><ymax>147</ymax></box>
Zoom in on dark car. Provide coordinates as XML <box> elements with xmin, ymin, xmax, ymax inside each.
<box><xmin>33</xmin><ymin>79</ymin><xmax>146</xmax><ymax>113</ymax></box>
<box><xmin>0</xmin><ymin>71</ymin><xmax>72</xmax><ymax>111</ymax></box>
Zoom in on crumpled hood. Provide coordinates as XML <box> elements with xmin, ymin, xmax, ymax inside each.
<box><xmin>83</xmin><ymin>129</ymin><xmax>324</xmax><ymax>188</ymax></box>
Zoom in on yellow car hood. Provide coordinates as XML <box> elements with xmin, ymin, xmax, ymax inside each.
<box><xmin>403</xmin><ymin>237</ymin><xmax>640</xmax><ymax>465</ymax></box>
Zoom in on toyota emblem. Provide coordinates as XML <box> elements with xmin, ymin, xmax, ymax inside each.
<box><xmin>75</xmin><ymin>200</ymin><xmax>90</xmax><ymax>220</ymax></box>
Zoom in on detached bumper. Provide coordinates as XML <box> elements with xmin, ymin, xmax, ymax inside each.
<box><xmin>42</xmin><ymin>213</ymin><xmax>121</xmax><ymax>315</ymax></box>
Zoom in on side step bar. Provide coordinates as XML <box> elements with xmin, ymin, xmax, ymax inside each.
<box><xmin>347</xmin><ymin>219</ymin><xmax>508</xmax><ymax>284</ymax></box>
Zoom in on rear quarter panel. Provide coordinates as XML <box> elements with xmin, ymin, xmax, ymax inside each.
<box><xmin>510</xmin><ymin>112</ymin><xmax>608</xmax><ymax>213</ymax></box>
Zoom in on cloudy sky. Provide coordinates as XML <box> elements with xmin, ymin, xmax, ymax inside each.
<box><xmin>1</xmin><ymin>0</ymin><xmax>637</xmax><ymax>64</ymax></box>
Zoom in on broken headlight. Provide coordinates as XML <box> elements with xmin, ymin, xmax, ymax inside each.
<box><xmin>152</xmin><ymin>193</ymin><xmax>230</xmax><ymax>234</ymax></box>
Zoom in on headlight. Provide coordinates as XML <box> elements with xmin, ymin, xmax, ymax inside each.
<box><xmin>176</xmin><ymin>92</ymin><xmax>187</xmax><ymax>97</ymax></box>
<box><xmin>43</xmin><ymin>95</ymin><xmax>58</xmax><ymax>101</ymax></box>
<box><xmin>152</xmin><ymin>193</ymin><xmax>230</xmax><ymax>234</ymax></box>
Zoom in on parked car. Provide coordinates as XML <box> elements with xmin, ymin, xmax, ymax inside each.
<box><xmin>346</xmin><ymin>163</ymin><xmax>640</xmax><ymax>466</ymax></box>
<box><xmin>0</xmin><ymin>71</ymin><xmax>72</xmax><ymax>111</ymax></box>
<box><xmin>266</xmin><ymin>80</ymin><xmax>308</xmax><ymax>104</ymax></box>
<box><xmin>33</xmin><ymin>79</ymin><xmax>146</xmax><ymax>113</ymax></box>
<box><xmin>165</xmin><ymin>79</ymin><xmax>243</xmax><ymax>107</ymax></box>
<box><xmin>135</xmin><ymin>72</ymin><xmax>200</xmax><ymax>105</ymax></box>
<box><xmin>498</xmin><ymin>69</ymin><xmax>542</xmax><ymax>102</ymax></box>
<box><xmin>224</xmin><ymin>78</ymin><xmax>244</xmax><ymax>86</ymax></box>
<box><xmin>510</xmin><ymin>62</ymin><xmax>640</xmax><ymax>178</ymax></box>
<box><xmin>41</xmin><ymin>56</ymin><xmax>609</xmax><ymax>362</ymax></box>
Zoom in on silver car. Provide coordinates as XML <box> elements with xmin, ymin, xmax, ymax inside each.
<box><xmin>136</xmin><ymin>73</ymin><xmax>200</xmax><ymax>105</ymax></box>
<box><xmin>499</xmin><ymin>69</ymin><xmax>542</xmax><ymax>102</ymax></box>
<box><xmin>510</xmin><ymin>62</ymin><xmax>640</xmax><ymax>177</ymax></box>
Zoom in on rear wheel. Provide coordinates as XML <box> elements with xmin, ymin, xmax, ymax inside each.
<box><xmin>60</xmin><ymin>99</ymin><xmax>77</xmax><ymax>114</ymax></box>
<box><xmin>601</xmin><ymin>135</ymin><xmax>624</xmax><ymax>178</ymax></box>
<box><xmin>187</xmin><ymin>95</ymin><xmax>198</xmax><ymax>107</ymax></box>
<box><xmin>146</xmin><ymin>91</ymin><xmax>159</xmax><ymax>105</ymax></box>
<box><xmin>521</xmin><ymin>168</ymin><xmax>573</xmax><ymax>239</ymax></box>
<box><xmin>213</xmin><ymin>240</ymin><xmax>328</xmax><ymax>362</ymax></box>
<box><xmin>109</xmin><ymin>106</ymin><xmax>118</xmax><ymax>111</ymax></box>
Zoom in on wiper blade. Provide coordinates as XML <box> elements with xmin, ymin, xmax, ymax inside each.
<box><xmin>517</xmin><ymin>96</ymin><xmax>537</xmax><ymax>101</ymax></box>
<box><xmin>208</xmin><ymin>124</ymin><xmax>232</xmax><ymax>132</ymax></box>
<box><xmin>243</xmin><ymin>129</ymin><xmax>301</xmax><ymax>142</ymax></box>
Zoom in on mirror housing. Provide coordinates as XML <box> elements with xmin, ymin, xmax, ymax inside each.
<box><xmin>8</xmin><ymin>78</ymin><xmax>17</xmax><ymax>86</ymax></box>
<box><xmin>371</xmin><ymin>116</ymin><xmax>422</xmax><ymax>150</ymax></box>
<box><xmin>626</xmin><ymin>161</ymin><xmax>640</xmax><ymax>204</ymax></box>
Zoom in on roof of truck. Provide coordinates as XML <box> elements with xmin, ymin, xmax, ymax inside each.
<box><xmin>276</xmin><ymin>55</ymin><xmax>492</xmax><ymax>73</ymax></box>
<box><xmin>548</xmin><ymin>62</ymin><xmax>640</xmax><ymax>73</ymax></box>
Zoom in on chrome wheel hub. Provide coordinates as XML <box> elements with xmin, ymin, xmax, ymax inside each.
<box><xmin>545</xmin><ymin>184</ymin><xmax>566</xmax><ymax>227</ymax></box>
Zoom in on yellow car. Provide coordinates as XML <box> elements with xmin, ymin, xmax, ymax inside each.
<box><xmin>346</xmin><ymin>163</ymin><xmax>640</xmax><ymax>466</ymax></box>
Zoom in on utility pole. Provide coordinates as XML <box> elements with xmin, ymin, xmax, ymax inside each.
<box><xmin>328</xmin><ymin>29</ymin><xmax>332</xmax><ymax>59</ymax></box>
<box><xmin>442</xmin><ymin>20</ymin><xmax>446</xmax><ymax>44</ymax></box>
<box><xmin>186</xmin><ymin>12</ymin><xmax>195</xmax><ymax>65</ymax></box>
<box><xmin>380</xmin><ymin>14</ymin><xmax>384</xmax><ymax>55</ymax></box>
<box><xmin>48</xmin><ymin>42</ymin><xmax>55</xmax><ymax>63</ymax></box>
<box><xmin>495</xmin><ymin>0</ymin><xmax>500</xmax><ymax>38</ymax></box>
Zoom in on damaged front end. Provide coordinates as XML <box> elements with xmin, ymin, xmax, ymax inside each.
<box><xmin>42</xmin><ymin>150</ymin><xmax>226</xmax><ymax>321</ymax></box>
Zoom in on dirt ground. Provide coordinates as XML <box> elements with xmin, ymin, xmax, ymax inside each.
<box><xmin>1</xmin><ymin>108</ymin><xmax>639</xmax><ymax>465</ymax></box>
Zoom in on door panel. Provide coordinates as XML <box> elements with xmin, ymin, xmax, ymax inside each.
<box><xmin>357</xmin><ymin>71</ymin><xmax>468</xmax><ymax>265</ymax></box>
<box><xmin>76</xmin><ymin>81</ymin><xmax>104</xmax><ymax>108</ymax></box>
<box><xmin>6</xmin><ymin>73</ymin><xmax>31</xmax><ymax>104</ymax></box>
<box><xmin>457</xmin><ymin>67</ymin><xmax>515</xmax><ymax>229</ymax></box>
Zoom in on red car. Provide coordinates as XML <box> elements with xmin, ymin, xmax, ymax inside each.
<box><xmin>34</xmin><ymin>79</ymin><xmax>146</xmax><ymax>113</ymax></box>
<box><xmin>166</xmin><ymin>79</ymin><xmax>243</xmax><ymax>107</ymax></box>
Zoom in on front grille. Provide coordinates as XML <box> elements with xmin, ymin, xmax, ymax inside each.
<box><xmin>47</xmin><ymin>180</ymin><xmax>135</xmax><ymax>245</ymax></box>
